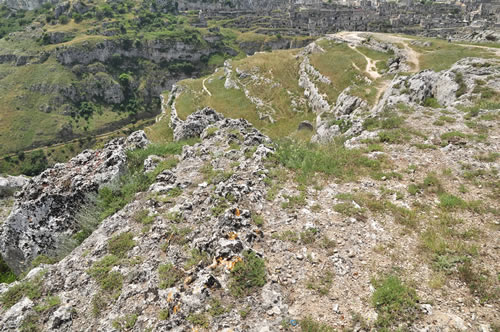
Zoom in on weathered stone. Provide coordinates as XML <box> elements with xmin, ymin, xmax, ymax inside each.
<box><xmin>0</xmin><ymin>131</ymin><xmax>150</xmax><ymax>274</ymax></box>
<box><xmin>0</xmin><ymin>176</ymin><xmax>28</xmax><ymax>198</ymax></box>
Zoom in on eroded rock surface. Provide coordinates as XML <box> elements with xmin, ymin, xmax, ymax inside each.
<box><xmin>0</xmin><ymin>131</ymin><xmax>150</xmax><ymax>274</ymax></box>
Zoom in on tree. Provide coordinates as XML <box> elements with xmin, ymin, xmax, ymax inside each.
<box><xmin>58</xmin><ymin>15</ymin><xmax>69</xmax><ymax>24</ymax></box>
<box><xmin>73</xmin><ymin>12</ymin><xmax>83</xmax><ymax>23</ymax></box>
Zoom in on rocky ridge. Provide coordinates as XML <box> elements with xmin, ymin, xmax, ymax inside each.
<box><xmin>0</xmin><ymin>131</ymin><xmax>150</xmax><ymax>275</ymax></box>
<box><xmin>0</xmin><ymin>108</ymin><xmax>287</xmax><ymax>331</ymax></box>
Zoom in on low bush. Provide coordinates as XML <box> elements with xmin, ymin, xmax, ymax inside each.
<box><xmin>230</xmin><ymin>251</ymin><xmax>266</xmax><ymax>297</ymax></box>
<box><xmin>371</xmin><ymin>275</ymin><xmax>418</xmax><ymax>329</ymax></box>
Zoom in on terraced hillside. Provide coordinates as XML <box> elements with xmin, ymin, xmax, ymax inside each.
<box><xmin>0</xmin><ymin>1</ymin><xmax>313</xmax><ymax>174</ymax></box>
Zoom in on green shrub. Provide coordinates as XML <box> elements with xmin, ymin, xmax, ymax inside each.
<box><xmin>0</xmin><ymin>255</ymin><xmax>16</xmax><ymax>284</ymax></box>
<box><xmin>184</xmin><ymin>248</ymin><xmax>210</xmax><ymax>270</ymax></box>
<box><xmin>371</xmin><ymin>275</ymin><xmax>418</xmax><ymax>328</ymax></box>
<box><xmin>187</xmin><ymin>312</ymin><xmax>209</xmax><ymax>328</ymax></box>
<box><xmin>455</xmin><ymin>72</ymin><xmax>467</xmax><ymax>97</ymax></box>
<box><xmin>133</xmin><ymin>209</ymin><xmax>155</xmax><ymax>225</ymax></box>
<box><xmin>100</xmin><ymin>271</ymin><xmax>123</xmax><ymax>297</ymax></box>
<box><xmin>230</xmin><ymin>251</ymin><xmax>266</xmax><ymax>297</ymax></box>
<box><xmin>20</xmin><ymin>150</ymin><xmax>48</xmax><ymax>176</ymax></box>
<box><xmin>158</xmin><ymin>263</ymin><xmax>184</xmax><ymax>289</ymax></box>
<box><xmin>58</xmin><ymin>15</ymin><xmax>69</xmax><ymax>24</ymax></box>
<box><xmin>439</xmin><ymin>193</ymin><xmax>466</xmax><ymax>209</ymax></box>
<box><xmin>112</xmin><ymin>313</ymin><xmax>138</xmax><ymax>331</ymax></box>
<box><xmin>72</xmin><ymin>12</ymin><xmax>83</xmax><ymax>23</ymax></box>
<box><xmin>158</xmin><ymin>309</ymin><xmax>169</xmax><ymax>320</ymax></box>
<box><xmin>108</xmin><ymin>232</ymin><xmax>135</xmax><ymax>258</ymax></box>
<box><xmin>34</xmin><ymin>295</ymin><xmax>60</xmax><ymax>313</ymax></box>
<box><xmin>299</xmin><ymin>316</ymin><xmax>335</xmax><ymax>332</ymax></box>
<box><xmin>423</xmin><ymin>97</ymin><xmax>441</xmax><ymax>108</ymax></box>
<box><xmin>408</xmin><ymin>184</ymin><xmax>419</xmax><ymax>195</ymax></box>
<box><xmin>87</xmin><ymin>255</ymin><xmax>120</xmax><ymax>282</ymax></box>
<box><xmin>0</xmin><ymin>272</ymin><xmax>44</xmax><ymax>308</ymax></box>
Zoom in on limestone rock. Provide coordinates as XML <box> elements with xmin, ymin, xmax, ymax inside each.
<box><xmin>172</xmin><ymin>107</ymin><xmax>224</xmax><ymax>141</ymax></box>
<box><xmin>0</xmin><ymin>131</ymin><xmax>150</xmax><ymax>274</ymax></box>
<box><xmin>0</xmin><ymin>176</ymin><xmax>28</xmax><ymax>198</ymax></box>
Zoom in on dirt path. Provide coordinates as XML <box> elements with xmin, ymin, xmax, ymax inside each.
<box><xmin>455</xmin><ymin>43</ymin><xmax>500</xmax><ymax>57</ymax></box>
<box><xmin>347</xmin><ymin>44</ymin><xmax>381</xmax><ymax>80</ymax></box>
<box><xmin>334</xmin><ymin>31</ymin><xmax>423</xmax><ymax>104</ymax></box>
<box><xmin>202</xmin><ymin>77</ymin><xmax>212</xmax><ymax>96</ymax></box>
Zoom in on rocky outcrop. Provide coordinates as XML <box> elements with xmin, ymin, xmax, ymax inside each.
<box><xmin>298</xmin><ymin>44</ymin><xmax>332</xmax><ymax>114</ymax></box>
<box><xmin>0</xmin><ymin>176</ymin><xmax>28</xmax><ymax>198</ymax></box>
<box><xmin>376</xmin><ymin>57</ymin><xmax>500</xmax><ymax>112</ymax></box>
<box><xmin>312</xmin><ymin>89</ymin><xmax>368</xmax><ymax>143</ymax></box>
<box><xmin>172</xmin><ymin>107</ymin><xmax>224</xmax><ymax>141</ymax></box>
<box><xmin>0</xmin><ymin>131</ymin><xmax>150</xmax><ymax>275</ymax></box>
<box><xmin>0</xmin><ymin>110</ymin><xmax>285</xmax><ymax>331</ymax></box>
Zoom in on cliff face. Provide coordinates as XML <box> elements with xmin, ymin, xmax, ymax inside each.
<box><xmin>55</xmin><ymin>38</ymin><xmax>228</xmax><ymax>66</ymax></box>
<box><xmin>0</xmin><ymin>0</ymin><xmax>57</xmax><ymax>10</ymax></box>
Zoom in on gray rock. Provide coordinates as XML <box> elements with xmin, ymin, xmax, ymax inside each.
<box><xmin>172</xmin><ymin>107</ymin><xmax>224</xmax><ymax>141</ymax></box>
<box><xmin>0</xmin><ymin>176</ymin><xmax>28</xmax><ymax>197</ymax></box>
<box><xmin>0</xmin><ymin>297</ymin><xmax>34</xmax><ymax>330</ymax></box>
<box><xmin>0</xmin><ymin>131</ymin><xmax>150</xmax><ymax>274</ymax></box>
<box><xmin>297</xmin><ymin>121</ymin><xmax>314</xmax><ymax>131</ymax></box>
<box><xmin>49</xmin><ymin>305</ymin><xmax>74</xmax><ymax>329</ymax></box>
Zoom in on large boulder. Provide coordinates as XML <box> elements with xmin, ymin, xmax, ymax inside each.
<box><xmin>0</xmin><ymin>131</ymin><xmax>150</xmax><ymax>275</ymax></box>
<box><xmin>172</xmin><ymin>107</ymin><xmax>224</xmax><ymax>141</ymax></box>
<box><xmin>0</xmin><ymin>176</ymin><xmax>28</xmax><ymax>198</ymax></box>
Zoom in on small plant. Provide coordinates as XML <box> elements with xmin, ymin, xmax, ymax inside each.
<box><xmin>208</xmin><ymin>298</ymin><xmax>228</xmax><ymax>316</ymax></box>
<box><xmin>455</xmin><ymin>72</ymin><xmax>467</xmax><ymax>97</ymax></box>
<box><xmin>1</xmin><ymin>271</ymin><xmax>45</xmax><ymax>309</ymax></box>
<box><xmin>20</xmin><ymin>313</ymin><xmax>40</xmax><ymax>332</ymax></box>
<box><xmin>439</xmin><ymin>193</ymin><xmax>466</xmax><ymax>210</ymax></box>
<box><xmin>371</xmin><ymin>275</ymin><xmax>418</xmax><ymax>329</ymax></box>
<box><xmin>299</xmin><ymin>316</ymin><xmax>335</xmax><ymax>332</ymax></box>
<box><xmin>408</xmin><ymin>184</ymin><xmax>419</xmax><ymax>195</ymax></box>
<box><xmin>239</xmin><ymin>307</ymin><xmax>251</xmax><ymax>319</ymax></box>
<box><xmin>333</xmin><ymin>202</ymin><xmax>363</xmax><ymax>217</ymax></box>
<box><xmin>158</xmin><ymin>263</ymin><xmax>184</xmax><ymax>289</ymax></box>
<box><xmin>205</xmin><ymin>126</ymin><xmax>218</xmax><ymax>137</ymax></box>
<box><xmin>34</xmin><ymin>295</ymin><xmax>61</xmax><ymax>313</ymax></box>
<box><xmin>458</xmin><ymin>262</ymin><xmax>499</xmax><ymax>303</ymax></box>
<box><xmin>230</xmin><ymin>251</ymin><xmax>266</xmax><ymax>297</ymax></box>
<box><xmin>100</xmin><ymin>271</ymin><xmax>123</xmax><ymax>298</ymax></box>
<box><xmin>300</xmin><ymin>228</ymin><xmax>318</xmax><ymax>244</ymax></box>
<box><xmin>421</xmin><ymin>172</ymin><xmax>444</xmax><ymax>194</ymax></box>
<box><xmin>187</xmin><ymin>312</ymin><xmax>209</xmax><ymax>328</ymax></box>
<box><xmin>306</xmin><ymin>271</ymin><xmax>333</xmax><ymax>296</ymax></box>
<box><xmin>272</xmin><ymin>230</ymin><xmax>299</xmax><ymax>243</ymax></box>
<box><xmin>112</xmin><ymin>313</ymin><xmax>138</xmax><ymax>331</ymax></box>
<box><xmin>252</xmin><ymin>214</ymin><xmax>264</xmax><ymax>226</ymax></box>
<box><xmin>91</xmin><ymin>292</ymin><xmax>108</xmax><ymax>317</ymax></box>
<box><xmin>133</xmin><ymin>209</ymin><xmax>155</xmax><ymax>225</ymax></box>
<box><xmin>108</xmin><ymin>232</ymin><xmax>135</xmax><ymax>258</ymax></box>
<box><xmin>184</xmin><ymin>248</ymin><xmax>210</xmax><ymax>270</ymax></box>
<box><xmin>422</xmin><ymin>97</ymin><xmax>441</xmax><ymax>108</ymax></box>
<box><xmin>158</xmin><ymin>309</ymin><xmax>169</xmax><ymax>320</ymax></box>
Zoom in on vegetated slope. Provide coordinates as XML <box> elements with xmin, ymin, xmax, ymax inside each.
<box><xmin>0</xmin><ymin>1</ymin><xmax>313</xmax><ymax>172</ymax></box>
<box><xmin>0</xmin><ymin>32</ymin><xmax>498</xmax><ymax>331</ymax></box>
